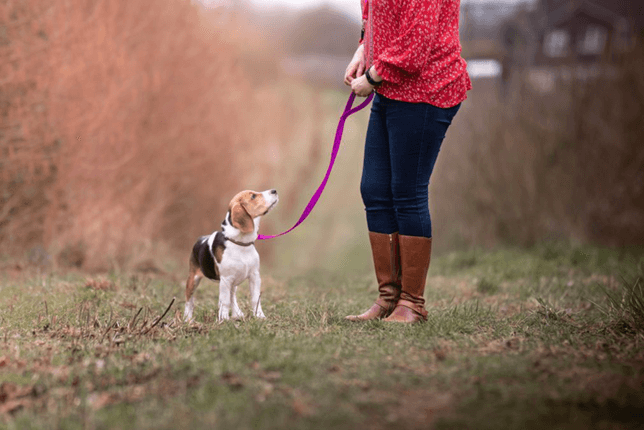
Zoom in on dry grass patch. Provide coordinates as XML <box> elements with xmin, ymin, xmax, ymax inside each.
<box><xmin>1</xmin><ymin>246</ymin><xmax>643</xmax><ymax>429</ymax></box>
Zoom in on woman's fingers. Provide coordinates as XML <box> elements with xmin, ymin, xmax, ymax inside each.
<box><xmin>357</xmin><ymin>60</ymin><xmax>365</xmax><ymax>78</ymax></box>
<box><xmin>345</xmin><ymin>58</ymin><xmax>368</xmax><ymax>86</ymax></box>
<box><xmin>351</xmin><ymin>75</ymin><xmax>372</xmax><ymax>97</ymax></box>
<box><xmin>344</xmin><ymin>62</ymin><xmax>358</xmax><ymax>86</ymax></box>
<box><xmin>345</xmin><ymin>45</ymin><xmax>365</xmax><ymax>86</ymax></box>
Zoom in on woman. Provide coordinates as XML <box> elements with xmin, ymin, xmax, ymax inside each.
<box><xmin>344</xmin><ymin>0</ymin><xmax>471</xmax><ymax>323</ymax></box>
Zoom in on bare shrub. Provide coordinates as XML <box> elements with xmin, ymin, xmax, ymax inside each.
<box><xmin>0</xmin><ymin>0</ymin><xmax>306</xmax><ymax>270</ymax></box>
<box><xmin>433</xmin><ymin>42</ymin><xmax>644</xmax><ymax>249</ymax></box>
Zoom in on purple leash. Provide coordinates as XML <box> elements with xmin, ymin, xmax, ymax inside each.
<box><xmin>258</xmin><ymin>92</ymin><xmax>374</xmax><ymax>240</ymax></box>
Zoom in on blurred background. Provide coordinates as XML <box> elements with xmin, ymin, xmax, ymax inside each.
<box><xmin>1</xmin><ymin>0</ymin><xmax>643</xmax><ymax>275</ymax></box>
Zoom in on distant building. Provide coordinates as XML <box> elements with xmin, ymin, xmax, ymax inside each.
<box><xmin>535</xmin><ymin>0</ymin><xmax>634</xmax><ymax>65</ymax></box>
<box><xmin>502</xmin><ymin>0</ymin><xmax>642</xmax><ymax>65</ymax></box>
<box><xmin>499</xmin><ymin>0</ymin><xmax>643</xmax><ymax>92</ymax></box>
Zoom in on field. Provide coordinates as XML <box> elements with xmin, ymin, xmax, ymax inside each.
<box><xmin>2</xmin><ymin>1</ymin><xmax>644</xmax><ymax>428</ymax></box>
<box><xmin>1</xmin><ymin>244</ymin><xmax>643</xmax><ymax>429</ymax></box>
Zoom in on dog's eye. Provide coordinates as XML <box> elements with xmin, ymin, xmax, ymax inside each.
<box><xmin>251</xmin><ymin>194</ymin><xmax>256</xmax><ymax>200</ymax></box>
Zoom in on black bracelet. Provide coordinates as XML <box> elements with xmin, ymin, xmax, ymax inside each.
<box><xmin>365</xmin><ymin>68</ymin><xmax>382</xmax><ymax>86</ymax></box>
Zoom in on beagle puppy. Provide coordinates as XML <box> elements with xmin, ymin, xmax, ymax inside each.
<box><xmin>184</xmin><ymin>189</ymin><xmax>278</xmax><ymax>322</ymax></box>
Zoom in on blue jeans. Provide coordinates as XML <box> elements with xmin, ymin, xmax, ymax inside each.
<box><xmin>360</xmin><ymin>93</ymin><xmax>460</xmax><ymax>238</ymax></box>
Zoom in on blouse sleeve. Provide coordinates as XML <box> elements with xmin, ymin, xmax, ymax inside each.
<box><xmin>373</xmin><ymin>0</ymin><xmax>442</xmax><ymax>83</ymax></box>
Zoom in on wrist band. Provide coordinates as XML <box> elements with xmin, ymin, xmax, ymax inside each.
<box><xmin>365</xmin><ymin>68</ymin><xmax>382</xmax><ymax>86</ymax></box>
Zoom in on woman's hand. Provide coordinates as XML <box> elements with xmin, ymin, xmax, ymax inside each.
<box><xmin>344</xmin><ymin>44</ymin><xmax>365</xmax><ymax>86</ymax></box>
<box><xmin>351</xmin><ymin>75</ymin><xmax>374</xmax><ymax>97</ymax></box>
<box><xmin>352</xmin><ymin>66</ymin><xmax>383</xmax><ymax>97</ymax></box>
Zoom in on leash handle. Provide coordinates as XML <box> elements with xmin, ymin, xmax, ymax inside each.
<box><xmin>258</xmin><ymin>92</ymin><xmax>374</xmax><ymax>240</ymax></box>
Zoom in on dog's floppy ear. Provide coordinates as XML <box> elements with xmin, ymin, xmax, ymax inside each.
<box><xmin>230</xmin><ymin>202</ymin><xmax>254</xmax><ymax>234</ymax></box>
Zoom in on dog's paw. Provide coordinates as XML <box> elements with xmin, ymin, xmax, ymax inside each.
<box><xmin>231</xmin><ymin>304</ymin><xmax>244</xmax><ymax>320</ymax></box>
<box><xmin>218</xmin><ymin>309</ymin><xmax>230</xmax><ymax>323</ymax></box>
<box><xmin>184</xmin><ymin>300</ymin><xmax>195</xmax><ymax>323</ymax></box>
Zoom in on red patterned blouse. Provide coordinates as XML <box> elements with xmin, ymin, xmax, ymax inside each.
<box><xmin>361</xmin><ymin>0</ymin><xmax>472</xmax><ymax>108</ymax></box>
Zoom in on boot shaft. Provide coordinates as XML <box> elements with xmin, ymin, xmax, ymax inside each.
<box><xmin>384</xmin><ymin>235</ymin><xmax>432</xmax><ymax>322</ymax></box>
<box><xmin>399</xmin><ymin>235</ymin><xmax>432</xmax><ymax>299</ymax></box>
<box><xmin>346</xmin><ymin>231</ymin><xmax>402</xmax><ymax>321</ymax></box>
<box><xmin>368</xmin><ymin>231</ymin><xmax>402</xmax><ymax>303</ymax></box>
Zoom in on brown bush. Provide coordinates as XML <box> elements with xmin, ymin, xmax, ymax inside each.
<box><xmin>0</xmin><ymin>0</ymin><xmax>294</xmax><ymax>270</ymax></box>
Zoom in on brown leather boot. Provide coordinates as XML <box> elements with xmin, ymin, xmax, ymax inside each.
<box><xmin>346</xmin><ymin>232</ymin><xmax>401</xmax><ymax>321</ymax></box>
<box><xmin>384</xmin><ymin>235</ymin><xmax>431</xmax><ymax>323</ymax></box>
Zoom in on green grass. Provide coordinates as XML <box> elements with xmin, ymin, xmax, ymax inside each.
<box><xmin>1</xmin><ymin>245</ymin><xmax>644</xmax><ymax>429</ymax></box>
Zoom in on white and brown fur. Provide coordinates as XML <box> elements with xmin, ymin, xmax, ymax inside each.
<box><xmin>184</xmin><ymin>189</ymin><xmax>278</xmax><ymax>322</ymax></box>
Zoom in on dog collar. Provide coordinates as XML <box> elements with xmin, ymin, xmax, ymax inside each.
<box><xmin>224</xmin><ymin>236</ymin><xmax>254</xmax><ymax>247</ymax></box>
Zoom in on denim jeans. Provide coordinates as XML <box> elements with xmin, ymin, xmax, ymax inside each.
<box><xmin>360</xmin><ymin>93</ymin><xmax>461</xmax><ymax>238</ymax></box>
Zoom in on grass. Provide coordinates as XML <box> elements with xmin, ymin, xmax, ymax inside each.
<box><xmin>1</xmin><ymin>245</ymin><xmax>644</xmax><ymax>429</ymax></box>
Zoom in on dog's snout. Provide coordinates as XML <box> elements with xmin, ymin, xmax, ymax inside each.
<box><xmin>270</xmin><ymin>189</ymin><xmax>277</xmax><ymax>195</ymax></box>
